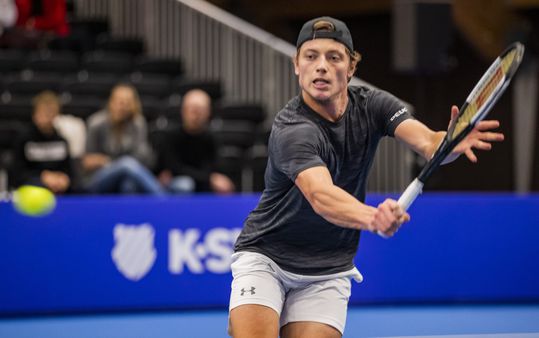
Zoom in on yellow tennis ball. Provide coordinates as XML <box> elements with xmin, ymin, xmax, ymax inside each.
<box><xmin>13</xmin><ymin>185</ymin><xmax>56</xmax><ymax>217</ymax></box>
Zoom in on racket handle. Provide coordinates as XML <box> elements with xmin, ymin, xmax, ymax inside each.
<box><xmin>397</xmin><ymin>178</ymin><xmax>424</xmax><ymax>211</ymax></box>
<box><xmin>376</xmin><ymin>178</ymin><xmax>423</xmax><ymax>239</ymax></box>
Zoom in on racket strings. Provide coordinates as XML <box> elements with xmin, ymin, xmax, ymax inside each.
<box><xmin>450</xmin><ymin>49</ymin><xmax>518</xmax><ymax>139</ymax></box>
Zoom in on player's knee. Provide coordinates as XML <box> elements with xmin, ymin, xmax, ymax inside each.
<box><xmin>229</xmin><ymin>304</ymin><xmax>279</xmax><ymax>338</ymax></box>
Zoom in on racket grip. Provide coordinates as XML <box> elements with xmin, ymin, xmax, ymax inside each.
<box><xmin>376</xmin><ymin>178</ymin><xmax>424</xmax><ymax>239</ymax></box>
<box><xmin>397</xmin><ymin>178</ymin><xmax>424</xmax><ymax>211</ymax></box>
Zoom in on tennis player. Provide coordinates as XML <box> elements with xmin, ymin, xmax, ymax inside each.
<box><xmin>229</xmin><ymin>17</ymin><xmax>504</xmax><ymax>338</ymax></box>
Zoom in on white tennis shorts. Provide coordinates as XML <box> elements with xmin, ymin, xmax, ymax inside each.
<box><xmin>229</xmin><ymin>251</ymin><xmax>363</xmax><ymax>334</ymax></box>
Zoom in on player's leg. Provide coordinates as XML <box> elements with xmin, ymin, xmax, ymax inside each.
<box><xmin>280</xmin><ymin>321</ymin><xmax>341</xmax><ymax>338</ymax></box>
<box><xmin>279</xmin><ymin>276</ymin><xmax>352</xmax><ymax>338</ymax></box>
<box><xmin>228</xmin><ymin>252</ymin><xmax>286</xmax><ymax>338</ymax></box>
<box><xmin>229</xmin><ymin>304</ymin><xmax>279</xmax><ymax>338</ymax></box>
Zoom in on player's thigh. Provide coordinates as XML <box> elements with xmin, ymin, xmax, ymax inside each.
<box><xmin>280</xmin><ymin>321</ymin><xmax>341</xmax><ymax>338</ymax></box>
<box><xmin>230</xmin><ymin>304</ymin><xmax>280</xmax><ymax>338</ymax></box>
<box><xmin>229</xmin><ymin>252</ymin><xmax>286</xmax><ymax>337</ymax></box>
<box><xmin>280</xmin><ymin>277</ymin><xmax>351</xmax><ymax>335</ymax></box>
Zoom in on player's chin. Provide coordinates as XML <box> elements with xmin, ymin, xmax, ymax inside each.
<box><xmin>309</xmin><ymin>91</ymin><xmax>331</xmax><ymax>103</ymax></box>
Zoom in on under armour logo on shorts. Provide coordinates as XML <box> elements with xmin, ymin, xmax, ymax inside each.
<box><xmin>240</xmin><ymin>287</ymin><xmax>256</xmax><ymax>296</ymax></box>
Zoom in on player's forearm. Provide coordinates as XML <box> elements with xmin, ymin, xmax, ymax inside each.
<box><xmin>426</xmin><ymin>131</ymin><xmax>445</xmax><ymax>160</ymax></box>
<box><xmin>309</xmin><ymin>185</ymin><xmax>376</xmax><ymax>231</ymax></box>
<box><xmin>395</xmin><ymin>120</ymin><xmax>445</xmax><ymax>160</ymax></box>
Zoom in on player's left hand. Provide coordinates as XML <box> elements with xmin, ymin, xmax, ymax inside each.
<box><xmin>448</xmin><ymin>105</ymin><xmax>505</xmax><ymax>163</ymax></box>
<box><xmin>375</xmin><ymin>198</ymin><xmax>410</xmax><ymax>237</ymax></box>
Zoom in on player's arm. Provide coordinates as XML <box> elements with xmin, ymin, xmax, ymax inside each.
<box><xmin>394</xmin><ymin>106</ymin><xmax>503</xmax><ymax>164</ymax></box>
<box><xmin>394</xmin><ymin>119</ymin><xmax>445</xmax><ymax>160</ymax></box>
<box><xmin>295</xmin><ymin>166</ymin><xmax>409</xmax><ymax>236</ymax></box>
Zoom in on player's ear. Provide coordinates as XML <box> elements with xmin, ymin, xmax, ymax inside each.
<box><xmin>347</xmin><ymin>62</ymin><xmax>356</xmax><ymax>79</ymax></box>
<box><xmin>293</xmin><ymin>53</ymin><xmax>300</xmax><ymax>76</ymax></box>
<box><xmin>348</xmin><ymin>51</ymin><xmax>361</xmax><ymax>79</ymax></box>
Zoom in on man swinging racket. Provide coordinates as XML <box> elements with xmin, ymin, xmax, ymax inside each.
<box><xmin>229</xmin><ymin>16</ymin><xmax>504</xmax><ymax>338</ymax></box>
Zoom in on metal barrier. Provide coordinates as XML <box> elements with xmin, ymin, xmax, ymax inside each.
<box><xmin>74</xmin><ymin>0</ymin><xmax>413</xmax><ymax>192</ymax></box>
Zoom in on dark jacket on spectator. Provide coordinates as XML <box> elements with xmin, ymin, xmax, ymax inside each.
<box><xmin>13</xmin><ymin>124</ymin><xmax>72</xmax><ymax>188</ymax></box>
<box><xmin>157</xmin><ymin>127</ymin><xmax>217</xmax><ymax>192</ymax></box>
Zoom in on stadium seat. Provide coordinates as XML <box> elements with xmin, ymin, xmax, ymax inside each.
<box><xmin>140</xmin><ymin>95</ymin><xmax>165</xmax><ymax>123</ymax></box>
<box><xmin>3</xmin><ymin>71</ymin><xmax>63</xmax><ymax>96</ymax></box>
<box><xmin>0</xmin><ymin>121</ymin><xmax>29</xmax><ymax>188</ymax></box>
<box><xmin>160</xmin><ymin>94</ymin><xmax>182</xmax><ymax>121</ymax></box>
<box><xmin>70</xmin><ymin>19</ymin><xmax>110</xmax><ymax>39</ymax></box>
<box><xmin>210</xmin><ymin>120</ymin><xmax>256</xmax><ymax>149</ymax></box>
<box><xmin>127</xmin><ymin>72</ymin><xmax>171</xmax><ymax>98</ymax></box>
<box><xmin>0</xmin><ymin>49</ymin><xmax>27</xmax><ymax>74</ymax></box>
<box><xmin>246</xmin><ymin>144</ymin><xmax>268</xmax><ymax>192</ymax></box>
<box><xmin>60</xmin><ymin>94</ymin><xmax>106</xmax><ymax>120</ymax></box>
<box><xmin>25</xmin><ymin>50</ymin><xmax>79</xmax><ymax>74</ymax></box>
<box><xmin>63</xmin><ymin>72</ymin><xmax>118</xmax><ymax>98</ymax></box>
<box><xmin>134</xmin><ymin>56</ymin><xmax>184</xmax><ymax>77</ymax></box>
<box><xmin>48</xmin><ymin>18</ymin><xmax>110</xmax><ymax>52</ymax></box>
<box><xmin>95</xmin><ymin>35</ymin><xmax>145</xmax><ymax>56</ymax></box>
<box><xmin>81</xmin><ymin>51</ymin><xmax>133</xmax><ymax>74</ymax></box>
<box><xmin>214</xmin><ymin>103</ymin><xmax>266</xmax><ymax>125</ymax></box>
<box><xmin>0</xmin><ymin>94</ymin><xmax>33</xmax><ymax>122</ymax></box>
<box><xmin>214</xmin><ymin>145</ymin><xmax>245</xmax><ymax>192</ymax></box>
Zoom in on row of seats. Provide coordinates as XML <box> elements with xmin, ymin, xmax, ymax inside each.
<box><xmin>0</xmin><ymin>83</ymin><xmax>260</xmax><ymax>122</ymax></box>
<box><xmin>1</xmin><ymin>72</ymin><xmax>180</xmax><ymax>99</ymax></box>
<box><xmin>1</xmin><ymin>71</ymin><xmax>222</xmax><ymax>108</ymax></box>
<box><xmin>0</xmin><ymin>49</ymin><xmax>183</xmax><ymax>77</ymax></box>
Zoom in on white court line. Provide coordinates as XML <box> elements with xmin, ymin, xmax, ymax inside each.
<box><xmin>380</xmin><ymin>333</ymin><xmax>539</xmax><ymax>338</ymax></box>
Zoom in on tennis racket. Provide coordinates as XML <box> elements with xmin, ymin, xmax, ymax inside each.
<box><xmin>398</xmin><ymin>42</ymin><xmax>525</xmax><ymax>212</ymax></box>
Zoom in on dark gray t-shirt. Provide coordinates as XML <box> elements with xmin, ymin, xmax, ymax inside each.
<box><xmin>234</xmin><ymin>86</ymin><xmax>413</xmax><ymax>275</ymax></box>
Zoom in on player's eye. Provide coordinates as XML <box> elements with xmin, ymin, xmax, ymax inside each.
<box><xmin>330</xmin><ymin>54</ymin><xmax>342</xmax><ymax>62</ymax></box>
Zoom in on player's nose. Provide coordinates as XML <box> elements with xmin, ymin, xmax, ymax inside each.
<box><xmin>315</xmin><ymin>57</ymin><xmax>329</xmax><ymax>72</ymax></box>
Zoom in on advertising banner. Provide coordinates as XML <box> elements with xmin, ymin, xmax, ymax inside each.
<box><xmin>1</xmin><ymin>194</ymin><xmax>538</xmax><ymax>315</ymax></box>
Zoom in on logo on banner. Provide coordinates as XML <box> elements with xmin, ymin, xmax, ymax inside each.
<box><xmin>169</xmin><ymin>228</ymin><xmax>241</xmax><ymax>274</ymax></box>
<box><xmin>111</xmin><ymin>223</ymin><xmax>157</xmax><ymax>281</ymax></box>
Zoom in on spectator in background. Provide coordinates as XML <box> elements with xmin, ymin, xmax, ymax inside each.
<box><xmin>82</xmin><ymin>83</ymin><xmax>163</xmax><ymax>195</ymax></box>
<box><xmin>156</xmin><ymin>89</ymin><xmax>235</xmax><ymax>194</ymax></box>
<box><xmin>13</xmin><ymin>91</ymin><xmax>73</xmax><ymax>194</ymax></box>
<box><xmin>0</xmin><ymin>0</ymin><xmax>17</xmax><ymax>37</ymax></box>
<box><xmin>15</xmin><ymin>0</ymin><xmax>69</xmax><ymax>36</ymax></box>
<box><xmin>0</xmin><ymin>0</ymin><xmax>69</xmax><ymax>48</ymax></box>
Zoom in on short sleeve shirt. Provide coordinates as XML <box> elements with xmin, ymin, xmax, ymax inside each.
<box><xmin>234</xmin><ymin>86</ymin><xmax>413</xmax><ymax>275</ymax></box>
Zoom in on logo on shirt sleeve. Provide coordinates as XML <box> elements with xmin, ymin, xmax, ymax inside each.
<box><xmin>389</xmin><ymin>107</ymin><xmax>408</xmax><ymax>122</ymax></box>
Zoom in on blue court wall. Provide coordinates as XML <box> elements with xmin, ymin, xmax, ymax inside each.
<box><xmin>0</xmin><ymin>193</ymin><xmax>538</xmax><ymax>315</ymax></box>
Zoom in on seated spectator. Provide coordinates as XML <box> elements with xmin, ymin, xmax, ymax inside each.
<box><xmin>82</xmin><ymin>83</ymin><xmax>163</xmax><ymax>195</ymax></box>
<box><xmin>12</xmin><ymin>90</ymin><xmax>73</xmax><ymax>194</ymax></box>
<box><xmin>156</xmin><ymin>89</ymin><xmax>235</xmax><ymax>194</ymax></box>
<box><xmin>54</xmin><ymin>113</ymin><xmax>86</xmax><ymax>160</ymax></box>
<box><xmin>0</xmin><ymin>0</ymin><xmax>17</xmax><ymax>37</ymax></box>
<box><xmin>0</xmin><ymin>0</ymin><xmax>69</xmax><ymax>48</ymax></box>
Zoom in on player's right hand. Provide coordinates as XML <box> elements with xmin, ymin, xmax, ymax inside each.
<box><xmin>370</xmin><ymin>198</ymin><xmax>410</xmax><ymax>237</ymax></box>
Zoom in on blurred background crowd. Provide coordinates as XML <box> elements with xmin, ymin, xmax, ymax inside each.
<box><xmin>0</xmin><ymin>0</ymin><xmax>272</xmax><ymax>196</ymax></box>
<box><xmin>1</xmin><ymin>0</ymin><xmax>539</xmax><ymax>196</ymax></box>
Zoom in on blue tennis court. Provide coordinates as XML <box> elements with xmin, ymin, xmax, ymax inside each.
<box><xmin>1</xmin><ymin>304</ymin><xmax>538</xmax><ymax>337</ymax></box>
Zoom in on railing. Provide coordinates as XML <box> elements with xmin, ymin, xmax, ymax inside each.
<box><xmin>74</xmin><ymin>0</ymin><xmax>413</xmax><ymax>192</ymax></box>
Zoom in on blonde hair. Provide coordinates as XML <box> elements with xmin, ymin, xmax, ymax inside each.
<box><xmin>107</xmin><ymin>83</ymin><xmax>143</xmax><ymax>117</ymax></box>
<box><xmin>313</xmin><ymin>20</ymin><xmax>335</xmax><ymax>32</ymax></box>
<box><xmin>32</xmin><ymin>90</ymin><xmax>61</xmax><ymax>112</ymax></box>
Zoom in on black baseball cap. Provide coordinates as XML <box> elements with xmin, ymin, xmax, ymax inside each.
<box><xmin>296</xmin><ymin>16</ymin><xmax>354</xmax><ymax>52</ymax></box>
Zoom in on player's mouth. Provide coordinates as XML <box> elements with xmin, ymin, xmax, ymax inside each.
<box><xmin>313</xmin><ymin>78</ymin><xmax>330</xmax><ymax>89</ymax></box>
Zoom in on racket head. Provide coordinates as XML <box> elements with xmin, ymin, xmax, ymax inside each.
<box><xmin>417</xmin><ymin>42</ymin><xmax>525</xmax><ymax>183</ymax></box>
<box><xmin>447</xmin><ymin>42</ymin><xmax>525</xmax><ymax>142</ymax></box>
